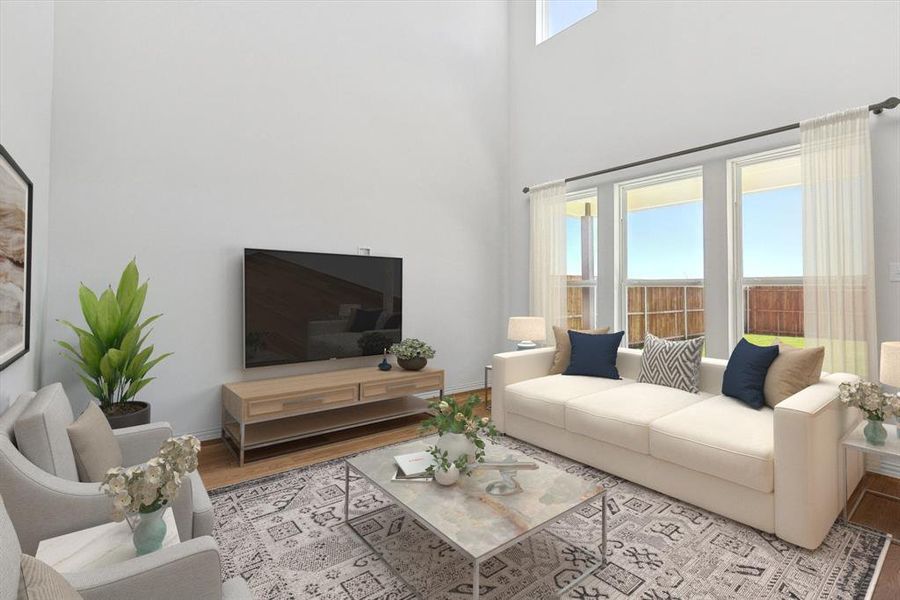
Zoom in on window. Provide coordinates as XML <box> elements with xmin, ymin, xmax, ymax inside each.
<box><xmin>566</xmin><ymin>189</ymin><xmax>598</xmax><ymax>330</ymax></box>
<box><xmin>616</xmin><ymin>168</ymin><xmax>704</xmax><ymax>348</ymax></box>
<box><xmin>728</xmin><ymin>147</ymin><xmax>803</xmax><ymax>348</ymax></box>
<box><xmin>537</xmin><ymin>0</ymin><xmax>597</xmax><ymax>44</ymax></box>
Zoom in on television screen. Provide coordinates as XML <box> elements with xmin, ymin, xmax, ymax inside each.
<box><xmin>243</xmin><ymin>249</ymin><xmax>402</xmax><ymax>368</ymax></box>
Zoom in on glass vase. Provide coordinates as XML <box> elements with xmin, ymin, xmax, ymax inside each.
<box><xmin>132</xmin><ymin>507</ymin><xmax>167</xmax><ymax>555</ymax></box>
<box><xmin>863</xmin><ymin>417</ymin><xmax>887</xmax><ymax>446</ymax></box>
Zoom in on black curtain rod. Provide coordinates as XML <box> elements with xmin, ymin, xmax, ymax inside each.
<box><xmin>522</xmin><ymin>96</ymin><xmax>900</xmax><ymax>194</ymax></box>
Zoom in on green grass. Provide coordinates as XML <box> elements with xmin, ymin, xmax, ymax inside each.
<box><xmin>742</xmin><ymin>334</ymin><xmax>805</xmax><ymax>349</ymax></box>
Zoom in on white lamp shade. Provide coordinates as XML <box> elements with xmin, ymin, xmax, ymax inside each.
<box><xmin>507</xmin><ymin>316</ymin><xmax>546</xmax><ymax>342</ymax></box>
<box><xmin>880</xmin><ymin>341</ymin><xmax>900</xmax><ymax>387</ymax></box>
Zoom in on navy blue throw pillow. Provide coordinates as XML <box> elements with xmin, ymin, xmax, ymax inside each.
<box><xmin>722</xmin><ymin>338</ymin><xmax>780</xmax><ymax>409</ymax></box>
<box><xmin>564</xmin><ymin>330</ymin><xmax>625</xmax><ymax>379</ymax></box>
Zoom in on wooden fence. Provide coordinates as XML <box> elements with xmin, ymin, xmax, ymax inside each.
<box><xmin>565</xmin><ymin>282</ymin><xmax>805</xmax><ymax>346</ymax></box>
<box><xmin>743</xmin><ymin>285</ymin><xmax>804</xmax><ymax>338</ymax></box>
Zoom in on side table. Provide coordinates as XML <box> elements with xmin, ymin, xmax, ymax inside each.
<box><xmin>840</xmin><ymin>421</ymin><xmax>900</xmax><ymax>545</ymax></box>
<box><xmin>35</xmin><ymin>508</ymin><xmax>180</xmax><ymax>572</ymax></box>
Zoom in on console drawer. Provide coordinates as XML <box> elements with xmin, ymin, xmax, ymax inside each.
<box><xmin>245</xmin><ymin>385</ymin><xmax>358</xmax><ymax>420</ymax></box>
<box><xmin>361</xmin><ymin>372</ymin><xmax>444</xmax><ymax>402</ymax></box>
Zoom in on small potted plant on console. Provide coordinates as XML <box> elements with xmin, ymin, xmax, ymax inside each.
<box><xmin>390</xmin><ymin>337</ymin><xmax>435</xmax><ymax>371</ymax></box>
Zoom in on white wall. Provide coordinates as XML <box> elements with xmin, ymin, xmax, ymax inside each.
<box><xmin>43</xmin><ymin>0</ymin><xmax>509</xmax><ymax>436</ymax></box>
<box><xmin>0</xmin><ymin>0</ymin><xmax>53</xmax><ymax>411</ymax></box>
<box><xmin>508</xmin><ymin>0</ymin><xmax>900</xmax><ymax>471</ymax></box>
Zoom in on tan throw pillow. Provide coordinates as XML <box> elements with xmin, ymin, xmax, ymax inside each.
<box><xmin>549</xmin><ymin>325</ymin><xmax>610</xmax><ymax>374</ymax></box>
<box><xmin>66</xmin><ymin>403</ymin><xmax>123</xmax><ymax>482</ymax></box>
<box><xmin>18</xmin><ymin>555</ymin><xmax>83</xmax><ymax>600</ymax></box>
<box><xmin>763</xmin><ymin>343</ymin><xmax>825</xmax><ymax>408</ymax></box>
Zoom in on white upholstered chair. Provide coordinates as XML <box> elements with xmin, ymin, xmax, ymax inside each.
<box><xmin>0</xmin><ymin>494</ymin><xmax>249</xmax><ymax>600</ymax></box>
<box><xmin>0</xmin><ymin>383</ymin><xmax>213</xmax><ymax>555</ymax></box>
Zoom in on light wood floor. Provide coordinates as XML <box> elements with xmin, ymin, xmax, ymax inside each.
<box><xmin>198</xmin><ymin>389</ymin><xmax>899</xmax><ymax>599</ymax></box>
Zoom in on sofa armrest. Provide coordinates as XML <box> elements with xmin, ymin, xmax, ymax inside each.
<box><xmin>773</xmin><ymin>372</ymin><xmax>861</xmax><ymax>549</ymax></box>
<box><xmin>491</xmin><ymin>348</ymin><xmax>555</xmax><ymax>432</ymax></box>
<box><xmin>65</xmin><ymin>536</ymin><xmax>224</xmax><ymax>600</ymax></box>
<box><xmin>0</xmin><ymin>436</ymin><xmax>113</xmax><ymax>554</ymax></box>
<box><xmin>113</xmin><ymin>421</ymin><xmax>173</xmax><ymax>467</ymax></box>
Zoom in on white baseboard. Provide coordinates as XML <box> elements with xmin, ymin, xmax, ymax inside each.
<box><xmin>187</xmin><ymin>380</ymin><xmax>487</xmax><ymax>440</ymax></box>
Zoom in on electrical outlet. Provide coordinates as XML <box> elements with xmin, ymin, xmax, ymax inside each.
<box><xmin>891</xmin><ymin>262</ymin><xmax>900</xmax><ymax>282</ymax></box>
<box><xmin>358</xmin><ymin>247</ymin><xmax>371</xmax><ymax>256</ymax></box>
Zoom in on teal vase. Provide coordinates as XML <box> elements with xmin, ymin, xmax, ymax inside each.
<box><xmin>864</xmin><ymin>418</ymin><xmax>887</xmax><ymax>446</ymax></box>
<box><xmin>133</xmin><ymin>508</ymin><xmax>166</xmax><ymax>555</ymax></box>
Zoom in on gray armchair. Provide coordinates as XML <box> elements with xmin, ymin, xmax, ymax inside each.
<box><xmin>0</xmin><ymin>495</ymin><xmax>249</xmax><ymax>600</ymax></box>
<box><xmin>0</xmin><ymin>383</ymin><xmax>213</xmax><ymax>554</ymax></box>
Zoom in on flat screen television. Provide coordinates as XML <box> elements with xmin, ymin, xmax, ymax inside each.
<box><xmin>243</xmin><ymin>249</ymin><xmax>402</xmax><ymax>368</ymax></box>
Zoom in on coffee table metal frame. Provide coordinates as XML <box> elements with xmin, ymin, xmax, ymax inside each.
<box><xmin>343</xmin><ymin>461</ymin><xmax>607</xmax><ymax>599</ymax></box>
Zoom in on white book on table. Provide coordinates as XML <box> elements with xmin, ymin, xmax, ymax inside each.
<box><xmin>393</xmin><ymin>451</ymin><xmax>435</xmax><ymax>477</ymax></box>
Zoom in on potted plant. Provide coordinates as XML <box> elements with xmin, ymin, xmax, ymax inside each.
<box><xmin>838</xmin><ymin>380</ymin><xmax>895</xmax><ymax>446</ymax></box>
<box><xmin>389</xmin><ymin>338</ymin><xmax>435</xmax><ymax>371</ymax></box>
<box><xmin>422</xmin><ymin>394</ymin><xmax>497</xmax><ymax>484</ymax></box>
<box><xmin>57</xmin><ymin>260</ymin><xmax>172</xmax><ymax>429</ymax></box>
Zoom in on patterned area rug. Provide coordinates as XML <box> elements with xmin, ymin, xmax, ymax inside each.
<box><xmin>210</xmin><ymin>436</ymin><xmax>889</xmax><ymax>599</ymax></box>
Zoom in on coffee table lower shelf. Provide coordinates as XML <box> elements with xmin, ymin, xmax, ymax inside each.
<box><xmin>222</xmin><ymin>396</ymin><xmax>430</xmax><ymax>464</ymax></box>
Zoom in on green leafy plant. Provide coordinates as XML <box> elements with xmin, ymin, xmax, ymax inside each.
<box><xmin>421</xmin><ymin>394</ymin><xmax>498</xmax><ymax>475</ymax></box>
<box><xmin>389</xmin><ymin>338</ymin><xmax>435</xmax><ymax>360</ymax></box>
<box><xmin>425</xmin><ymin>447</ymin><xmax>469</xmax><ymax>477</ymax></box>
<box><xmin>57</xmin><ymin>260</ymin><xmax>172</xmax><ymax>413</ymax></box>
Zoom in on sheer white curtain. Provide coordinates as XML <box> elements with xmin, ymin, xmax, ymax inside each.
<box><xmin>529</xmin><ymin>180</ymin><xmax>568</xmax><ymax>342</ymax></box>
<box><xmin>801</xmin><ymin>106</ymin><xmax>877</xmax><ymax>378</ymax></box>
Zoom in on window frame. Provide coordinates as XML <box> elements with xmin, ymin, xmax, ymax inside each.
<box><xmin>614</xmin><ymin>166</ymin><xmax>704</xmax><ymax>346</ymax></box>
<box><xmin>726</xmin><ymin>145</ymin><xmax>802</xmax><ymax>349</ymax></box>
<box><xmin>536</xmin><ymin>0</ymin><xmax>598</xmax><ymax>44</ymax></box>
<box><xmin>565</xmin><ymin>187</ymin><xmax>599</xmax><ymax>329</ymax></box>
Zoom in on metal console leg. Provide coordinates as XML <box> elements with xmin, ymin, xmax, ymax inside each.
<box><xmin>473</xmin><ymin>558</ymin><xmax>480</xmax><ymax>600</ymax></box>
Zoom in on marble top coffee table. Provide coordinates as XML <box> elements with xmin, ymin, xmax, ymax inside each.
<box><xmin>344</xmin><ymin>436</ymin><xmax>607</xmax><ymax>598</ymax></box>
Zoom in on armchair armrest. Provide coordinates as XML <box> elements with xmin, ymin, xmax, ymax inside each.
<box><xmin>0</xmin><ymin>436</ymin><xmax>112</xmax><ymax>554</ymax></box>
<box><xmin>65</xmin><ymin>536</ymin><xmax>224</xmax><ymax>600</ymax></box>
<box><xmin>113</xmin><ymin>421</ymin><xmax>173</xmax><ymax>467</ymax></box>
<box><xmin>773</xmin><ymin>372</ymin><xmax>862</xmax><ymax>549</ymax></box>
<box><xmin>491</xmin><ymin>348</ymin><xmax>555</xmax><ymax>432</ymax></box>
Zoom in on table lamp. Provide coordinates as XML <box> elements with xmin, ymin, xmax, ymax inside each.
<box><xmin>507</xmin><ymin>316</ymin><xmax>546</xmax><ymax>351</ymax></box>
<box><xmin>880</xmin><ymin>341</ymin><xmax>900</xmax><ymax>389</ymax></box>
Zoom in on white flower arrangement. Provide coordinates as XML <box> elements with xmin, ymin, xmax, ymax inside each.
<box><xmin>838</xmin><ymin>380</ymin><xmax>895</xmax><ymax>421</ymax></box>
<box><xmin>100</xmin><ymin>435</ymin><xmax>201</xmax><ymax>521</ymax></box>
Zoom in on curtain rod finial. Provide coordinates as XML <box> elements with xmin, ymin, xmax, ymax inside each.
<box><xmin>522</xmin><ymin>186</ymin><xmax>530</xmax><ymax>194</ymax></box>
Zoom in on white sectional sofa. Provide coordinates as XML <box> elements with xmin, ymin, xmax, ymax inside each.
<box><xmin>491</xmin><ymin>346</ymin><xmax>864</xmax><ymax>550</ymax></box>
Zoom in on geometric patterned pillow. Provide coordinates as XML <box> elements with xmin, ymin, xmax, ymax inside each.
<box><xmin>637</xmin><ymin>333</ymin><xmax>705</xmax><ymax>393</ymax></box>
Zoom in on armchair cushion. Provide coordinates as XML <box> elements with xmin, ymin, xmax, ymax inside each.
<box><xmin>67</xmin><ymin>403</ymin><xmax>123</xmax><ymax>482</ymax></box>
<box><xmin>18</xmin><ymin>555</ymin><xmax>83</xmax><ymax>600</ymax></box>
<box><xmin>13</xmin><ymin>384</ymin><xmax>79</xmax><ymax>481</ymax></box>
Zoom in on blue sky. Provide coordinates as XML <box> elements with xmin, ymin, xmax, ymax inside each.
<box><xmin>566</xmin><ymin>185</ymin><xmax>803</xmax><ymax>278</ymax></box>
<box><xmin>548</xmin><ymin>0</ymin><xmax>597</xmax><ymax>37</ymax></box>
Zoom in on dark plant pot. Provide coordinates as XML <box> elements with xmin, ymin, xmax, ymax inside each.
<box><xmin>397</xmin><ymin>357</ymin><xmax>427</xmax><ymax>371</ymax></box>
<box><xmin>103</xmin><ymin>401</ymin><xmax>151</xmax><ymax>430</ymax></box>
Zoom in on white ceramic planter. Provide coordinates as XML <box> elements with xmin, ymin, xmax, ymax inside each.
<box><xmin>435</xmin><ymin>432</ymin><xmax>476</xmax><ymax>464</ymax></box>
<box><xmin>434</xmin><ymin>465</ymin><xmax>460</xmax><ymax>486</ymax></box>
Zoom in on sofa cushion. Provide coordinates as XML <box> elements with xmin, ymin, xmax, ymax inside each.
<box><xmin>637</xmin><ymin>334</ymin><xmax>705</xmax><ymax>393</ymax></box>
<box><xmin>505</xmin><ymin>374</ymin><xmax>633</xmax><ymax>428</ymax></box>
<box><xmin>13</xmin><ymin>384</ymin><xmax>79</xmax><ymax>481</ymax></box>
<box><xmin>649</xmin><ymin>394</ymin><xmax>775</xmax><ymax>493</ymax></box>
<box><xmin>564</xmin><ymin>330</ymin><xmax>625</xmax><ymax>379</ymax></box>
<box><xmin>566</xmin><ymin>383</ymin><xmax>709</xmax><ymax>454</ymax></box>
<box><xmin>764</xmin><ymin>344</ymin><xmax>825</xmax><ymax>407</ymax></box>
<box><xmin>66</xmin><ymin>402</ymin><xmax>124</xmax><ymax>483</ymax></box>
<box><xmin>549</xmin><ymin>325</ymin><xmax>610</xmax><ymax>375</ymax></box>
<box><xmin>722</xmin><ymin>338</ymin><xmax>779</xmax><ymax>409</ymax></box>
